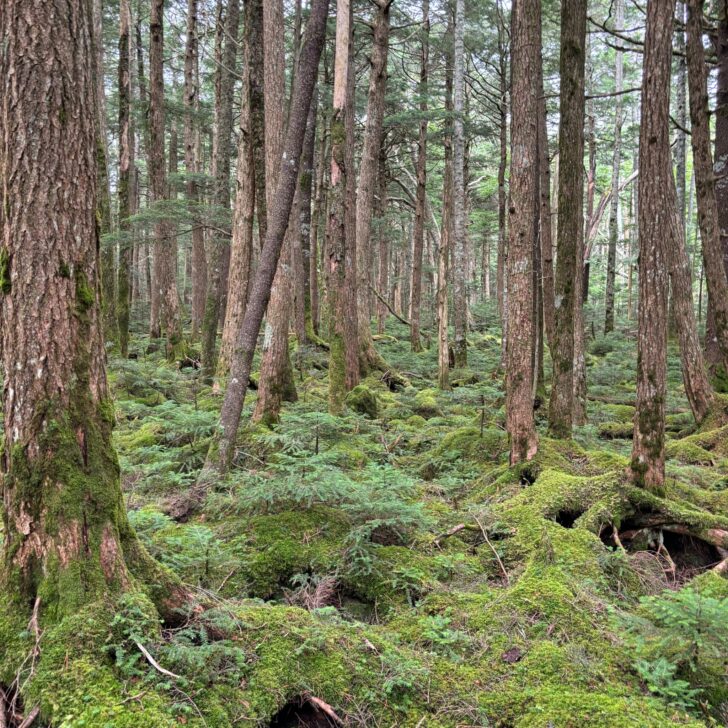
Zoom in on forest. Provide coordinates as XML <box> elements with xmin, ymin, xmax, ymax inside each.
<box><xmin>0</xmin><ymin>0</ymin><xmax>727</xmax><ymax>725</ymax></box>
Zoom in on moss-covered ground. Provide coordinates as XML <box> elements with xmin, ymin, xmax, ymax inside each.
<box><xmin>1</xmin><ymin>313</ymin><xmax>727</xmax><ymax>726</ymax></box>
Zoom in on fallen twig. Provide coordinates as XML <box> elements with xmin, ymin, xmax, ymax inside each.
<box><xmin>306</xmin><ymin>695</ymin><xmax>343</xmax><ymax>725</ymax></box>
<box><xmin>473</xmin><ymin>515</ymin><xmax>510</xmax><ymax>585</ymax></box>
<box><xmin>17</xmin><ymin>706</ymin><xmax>40</xmax><ymax>728</ymax></box>
<box><xmin>135</xmin><ymin>641</ymin><xmax>182</xmax><ymax>680</ymax></box>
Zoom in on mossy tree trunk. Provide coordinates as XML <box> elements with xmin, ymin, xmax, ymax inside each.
<box><xmin>355</xmin><ymin>0</ymin><xmax>392</xmax><ymax>376</ymax></box>
<box><xmin>505</xmin><ymin>0</ymin><xmax>540</xmax><ymax>463</ymax></box>
<box><xmin>203</xmin><ymin>0</ymin><xmax>329</xmax><ymax>474</ymax></box>
<box><xmin>438</xmin><ymin>18</ymin><xmax>454</xmax><ymax>392</ymax></box>
<box><xmin>686</xmin><ymin>0</ymin><xmax>728</xmax><ymax>385</ymax></box>
<box><xmin>705</xmin><ymin>2</ymin><xmax>728</xmax><ymax>381</ymax></box>
<box><xmin>117</xmin><ymin>0</ymin><xmax>135</xmax><ymax>358</ymax></box>
<box><xmin>0</xmin><ymin>0</ymin><xmax>188</xmax><ymax>622</ymax></box>
<box><xmin>327</xmin><ymin>0</ymin><xmax>355</xmax><ymax>415</ymax></box>
<box><xmin>149</xmin><ymin>0</ymin><xmax>182</xmax><ymax>358</ymax></box>
<box><xmin>184</xmin><ymin>0</ymin><xmax>207</xmax><ymax>342</ymax></box>
<box><xmin>253</xmin><ymin>0</ymin><xmax>298</xmax><ymax>424</ymax></box>
<box><xmin>604</xmin><ymin>0</ymin><xmax>623</xmax><ymax>335</ymax></box>
<box><xmin>630</xmin><ymin>0</ymin><xmax>675</xmax><ymax>493</ymax></box>
<box><xmin>452</xmin><ymin>0</ymin><xmax>468</xmax><ymax>369</ymax></box>
<box><xmin>201</xmin><ymin>0</ymin><xmax>240</xmax><ymax>380</ymax></box>
<box><xmin>547</xmin><ymin>0</ymin><xmax>586</xmax><ymax>438</ymax></box>
<box><xmin>216</xmin><ymin>0</ymin><xmax>257</xmax><ymax>385</ymax></box>
<box><xmin>410</xmin><ymin>0</ymin><xmax>429</xmax><ymax>353</ymax></box>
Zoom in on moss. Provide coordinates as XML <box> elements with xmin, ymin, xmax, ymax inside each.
<box><xmin>597</xmin><ymin>421</ymin><xmax>633</xmax><ymax>439</ymax></box>
<box><xmin>413</xmin><ymin>388</ymin><xmax>443</xmax><ymax>419</ymax></box>
<box><xmin>75</xmin><ymin>269</ymin><xmax>95</xmax><ymax>312</ymax></box>
<box><xmin>434</xmin><ymin>426</ymin><xmax>508</xmax><ymax>464</ymax></box>
<box><xmin>235</xmin><ymin>509</ymin><xmax>349</xmax><ymax>598</ymax></box>
<box><xmin>345</xmin><ymin>384</ymin><xmax>380</xmax><ymax>418</ymax></box>
<box><xmin>0</xmin><ymin>246</ymin><xmax>11</xmax><ymax>294</ymax></box>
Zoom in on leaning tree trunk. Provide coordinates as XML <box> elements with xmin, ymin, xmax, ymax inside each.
<box><xmin>452</xmin><ymin>0</ymin><xmax>468</xmax><ymax>368</ymax></box>
<box><xmin>355</xmin><ymin>0</ymin><xmax>393</xmax><ymax>375</ymax></box>
<box><xmin>118</xmin><ymin>0</ymin><xmax>136</xmax><ymax>357</ymax></box>
<box><xmin>630</xmin><ymin>0</ymin><xmax>676</xmax><ymax>494</ymax></box>
<box><xmin>604</xmin><ymin>0</ymin><xmax>623</xmax><ymax>335</ymax></box>
<box><xmin>684</xmin><ymin>0</ymin><xmax>728</xmax><ymax>403</ymax></box>
<box><xmin>506</xmin><ymin>0</ymin><xmax>540</xmax><ymax>463</ymax></box>
<box><xmin>149</xmin><ymin>0</ymin><xmax>182</xmax><ymax>358</ymax></box>
<box><xmin>410</xmin><ymin>0</ymin><xmax>429</xmax><ymax>353</ymax></box>
<box><xmin>0</xmin><ymin>0</ymin><xmax>188</xmax><ymax>628</ymax></box>
<box><xmin>201</xmin><ymin>0</ymin><xmax>329</xmax><ymax>476</ymax></box>
<box><xmin>547</xmin><ymin>0</ymin><xmax>587</xmax><ymax>438</ymax></box>
<box><xmin>253</xmin><ymin>0</ymin><xmax>298</xmax><ymax>424</ymax></box>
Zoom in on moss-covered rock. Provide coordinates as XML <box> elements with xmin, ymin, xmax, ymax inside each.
<box><xmin>345</xmin><ymin>384</ymin><xmax>380</xmax><ymax>418</ymax></box>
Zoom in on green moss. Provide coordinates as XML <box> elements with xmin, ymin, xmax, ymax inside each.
<box><xmin>345</xmin><ymin>384</ymin><xmax>380</xmax><ymax>418</ymax></box>
<box><xmin>434</xmin><ymin>426</ymin><xmax>508</xmax><ymax>464</ymax></box>
<box><xmin>235</xmin><ymin>509</ymin><xmax>349</xmax><ymax>598</ymax></box>
<box><xmin>0</xmin><ymin>246</ymin><xmax>11</xmax><ymax>294</ymax></box>
<box><xmin>413</xmin><ymin>388</ymin><xmax>443</xmax><ymax>419</ymax></box>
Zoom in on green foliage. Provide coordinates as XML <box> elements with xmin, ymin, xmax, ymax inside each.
<box><xmin>616</xmin><ymin>588</ymin><xmax>728</xmax><ymax>715</ymax></box>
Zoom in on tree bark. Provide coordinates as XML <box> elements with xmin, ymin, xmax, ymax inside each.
<box><xmin>631</xmin><ymin>0</ymin><xmax>676</xmax><ymax>493</ymax></box>
<box><xmin>452</xmin><ymin>0</ymin><xmax>468</xmax><ymax>367</ymax></box>
<box><xmin>184</xmin><ymin>0</ymin><xmax>206</xmax><ymax>342</ymax></box>
<box><xmin>438</xmin><ymin>17</ymin><xmax>454</xmax><ymax>391</ymax></box>
<box><xmin>203</xmin><ymin>0</ymin><xmax>329</xmax><ymax>474</ymax></box>
<box><xmin>547</xmin><ymin>0</ymin><xmax>587</xmax><ymax>438</ymax></box>
<box><xmin>201</xmin><ymin>0</ymin><xmax>240</xmax><ymax>379</ymax></box>
<box><xmin>355</xmin><ymin>0</ymin><xmax>392</xmax><ymax>375</ymax></box>
<box><xmin>604</xmin><ymin>0</ymin><xmax>623</xmax><ymax>335</ymax></box>
<box><xmin>253</xmin><ymin>0</ymin><xmax>298</xmax><ymax>424</ymax></box>
<box><xmin>706</xmin><ymin>0</ymin><xmax>728</xmax><ymax>378</ymax></box>
<box><xmin>505</xmin><ymin>0</ymin><xmax>540</xmax><ymax>462</ymax></box>
<box><xmin>0</xmin><ymin>0</ymin><xmax>187</xmax><ymax>624</ymax></box>
<box><xmin>118</xmin><ymin>0</ymin><xmax>135</xmax><ymax>357</ymax></box>
<box><xmin>149</xmin><ymin>0</ymin><xmax>182</xmax><ymax>357</ymax></box>
<box><xmin>216</xmin><ymin>0</ymin><xmax>257</xmax><ymax>386</ymax></box>
<box><xmin>410</xmin><ymin>0</ymin><xmax>429</xmax><ymax>353</ymax></box>
<box><xmin>538</xmin><ymin>58</ymin><xmax>555</xmax><ymax>351</ymax></box>
<box><xmin>326</xmin><ymin>0</ymin><xmax>356</xmax><ymax>414</ymax></box>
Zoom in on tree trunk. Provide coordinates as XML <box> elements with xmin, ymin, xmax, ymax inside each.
<box><xmin>547</xmin><ymin>0</ymin><xmax>586</xmax><ymax>438</ymax></box>
<box><xmin>630</xmin><ymin>0</ymin><xmax>676</xmax><ymax>493</ymax></box>
<box><xmin>201</xmin><ymin>0</ymin><xmax>240</xmax><ymax>379</ymax></box>
<box><xmin>93</xmin><ymin>0</ymin><xmax>116</xmax><ymax>348</ymax></box>
<box><xmin>452</xmin><ymin>0</ymin><xmax>468</xmax><ymax>368</ymax></box>
<box><xmin>706</xmin><ymin>0</ymin><xmax>728</xmax><ymax>379</ymax></box>
<box><xmin>686</xmin><ymin>0</ymin><xmax>728</xmax><ymax>387</ymax></box>
<box><xmin>253</xmin><ymin>0</ymin><xmax>298</xmax><ymax>424</ymax></box>
<box><xmin>438</xmin><ymin>19</ymin><xmax>454</xmax><ymax>391</ymax></box>
<box><xmin>377</xmin><ymin>154</ymin><xmax>390</xmax><ymax>334</ymax></box>
<box><xmin>506</xmin><ymin>0</ymin><xmax>540</xmax><ymax>462</ymax></box>
<box><xmin>149</xmin><ymin>0</ymin><xmax>182</xmax><ymax>357</ymax></box>
<box><xmin>410</xmin><ymin>0</ymin><xmax>429</xmax><ymax>353</ymax></box>
<box><xmin>326</xmin><ymin>0</ymin><xmax>356</xmax><ymax>414</ymax></box>
<box><xmin>184</xmin><ymin>0</ymin><xmax>206</xmax><ymax>341</ymax></box>
<box><xmin>300</xmin><ymin>92</ymin><xmax>319</xmax><ymax>344</ymax></box>
<box><xmin>0</xmin><ymin>0</ymin><xmax>186</xmax><ymax>625</ymax></box>
<box><xmin>604</xmin><ymin>0</ymin><xmax>623</xmax><ymax>335</ymax></box>
<box><xmin>118</xmin><ymin>0</ymin><xmax>135</xmax><ymax>357</ymax></box>
<box><xmin>216</xmin><ymin>0</ymin><xmax>257</xmax><ymax>386</ymax></box>
<box><xmin>538</xmin><ymin>58</ymin><xmax>555</xmax><ymax>351</ymax></box>
<box><xmin>355</xmin><ymin>0</ymin><xmax>392</xmax><ymax>375</ymax></box>
<box><xmin>203</xmin><ymin>0</ymin><xmax>329</xmax><ymax>475</ymax></box>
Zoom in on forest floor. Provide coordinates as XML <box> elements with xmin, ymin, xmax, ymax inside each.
<box><xmin>3</xmin><ymin>308</ymin><xmax>728</xmax><ymax>727</ymax></box>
